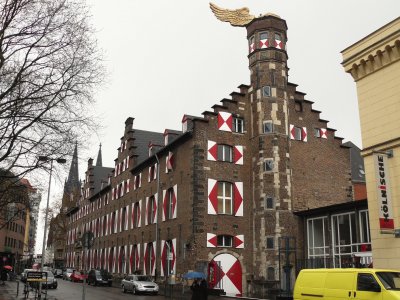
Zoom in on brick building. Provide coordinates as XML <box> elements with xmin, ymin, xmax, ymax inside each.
<box><xmin>63</xmin><ymin>14</ymin><xmax>366</xmax><ymax>297</ymax></box>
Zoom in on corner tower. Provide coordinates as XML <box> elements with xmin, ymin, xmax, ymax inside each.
<box><xmin>245</xmin><ymin>15</ymin><xmax>293</xmax><ymax>282</ymax></box>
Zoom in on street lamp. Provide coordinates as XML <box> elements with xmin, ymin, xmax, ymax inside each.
<box><xmin>38</xmin><ymin>156</ymin><xmax>66</xmax><ymax>299</ymax></box>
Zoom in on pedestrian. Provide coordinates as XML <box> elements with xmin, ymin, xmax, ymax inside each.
<box><xmin>0</xmin><ymin>268</ymin><xmax>7</xmax><ymax>285</ymax></box>
<box><xmin>190</xmin><ymin>278</ymin><xmax>201</xmax><ymax>300</ymax></box>
<box><xmin>200</xmin><ymin>279</ymin><xmax>208</xmax><ymax>300</ymax></box>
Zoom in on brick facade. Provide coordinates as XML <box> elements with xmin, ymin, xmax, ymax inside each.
<box><xmin>64</xmin><ymin>14</ymin><xmax>353</xmax><ymax>297</ymax></box>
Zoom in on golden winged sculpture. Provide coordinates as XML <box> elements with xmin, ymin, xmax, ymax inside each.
<box><xmin>209</xmin><ymin>2</ymin><xmax>255</xmax><ymax>27</ymax></box>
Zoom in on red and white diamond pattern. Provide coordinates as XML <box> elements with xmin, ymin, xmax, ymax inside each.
<box><xmin>259</xmin><ymin>38</ymin><xmax>269</xmax><ymax>49</ymax></box>
<box><xmin>217</xmin><ymin>112</ymin><xmax>232</xmax><ymax>132</ymax></box>
<box><xmin>320</xmin><ymin>128</ymin><xmax>328</xmax><ymax>139</ymax></box>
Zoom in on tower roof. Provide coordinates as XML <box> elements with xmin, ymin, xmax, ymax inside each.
<box><xmin>96</xmin><ymin>143</ymin><xmax>103</xmax><ymax>167</ymax></box>
<box><xmin>64</xmin><ymin>143</ymin><xmax>80</xmax><ymax>195</ymax></box>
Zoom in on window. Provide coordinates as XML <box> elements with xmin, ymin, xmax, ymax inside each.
<box><xmin>145</xmin><ymin>243</ymin><xmax>154</xmax><ymax>274</ymax></box>
<box><xmin>263</xmin><ymin>121</ymin><xmax>274</xmax><ymax>133</ymax></box>
<box><xmin>359</xmin><ymin>210</ymin><xmax>370</xmax><ymax>244</ymax></box>
<box><xmin>164</xmin><ymin>240</ymin><xmax>174</xmax><ymax>275</ymax></box>
<box><xmin>217</xmin><ymin>182</ymin><xmax>233</xmax><ymax>214</ymax></box>
<box><xmin>217</xmin><ymin>235</ymin><xmax>233</xmax><ymax>247</ymax></box>
<box><xmin>121</xmin><ymin>207</ymin><xmax>127</xmax><ymax>231</ymax></box>
<box><xmin>262</xmin><ymin>85</ymin><xmax>271</xmax><ymax>97</ymax></box>
<box><xmin>290</xmin><ymin>125</ymin><xmax>308</xmax><ymax>142</ymax></box>
<box><xmin>131</xmin><ymin>245</ymin><xmax>138</xmax><ymax>272</ymax></box>
<box><xmin>217</xmin><ymin>145</ymin><xmax>233</xmax><ymax>162</ymax></box>
<box><xmin>267</xmin><ymin>267</ymin><xmax>275</xmax><ymax>281</ymax></box>
<box><xmin>133</xmin><ymin>202</ymin><xmax>140</xmax><ymax>228</ymax></box>
<box><xmin>166</xmin><ymin>188</ymin><xmax>174</xmax><ymax>220</ymax></box>
<box><xmin>147</xmin><ymin>196</ymin><xmax>156</xmax><ymax>224</ymax></box>
<box><xmin>294</xmin><ymin>101</ymin><xmax>302</xmax><ymax>112</ymax></box>
<box><xmin>134</xmin><ymin>174</ymin><xmax>141</xmax><ymax>190</ymax></box>
<box><xmin>249</xmin><ymin>35</ymin><xmax>255</xmax><ymax>52</ymax></box>
<box><xmin>265</xmin><ymin>196</ymin><xmax>274</xmax><ymax>209</ymax></box>
<box><xmin>149</xmin><ymin>165</ymin><xmax>156</xmax><ymax>182</ymax></box>
<box><xmin>111</xmin><ymin>212</ymin><xmax>116</xmax><ymax>234</ymax></box>
<box><xmin>260</xmin><ymin>32</ymin><xmax>268</xmax><ymax>40</ymax></box>
<box><xmin>233</xmin><ymin>117</ymin><xmax>244</xmax><ymax>133</ymax></box>
<box><xmin>307</xmin><ymin>217</ymin><xmax>330</xmax><ymax>261</ymax></box>
<box><xmin>266</xmin><ymin>237</ymin><xmax>274</xmax><ymax>249</ymax></box>
<box><xmin>314</xmin><ymin>128</ymin><xmax>321</xmax><ymax>138</ymax></box>
<box><xmin>264</xmin><ymin>160</ymin><xmax>274</xmax><ymax>172</ymax></box>
<box><xmin>357</xmin><ymin>273</ymin><xmax>379</xmax><ymax>291</ymax></box>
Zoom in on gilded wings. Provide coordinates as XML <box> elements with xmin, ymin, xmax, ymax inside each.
<box><xmin>209</xmin><ymin>2</ymin><xmax>255</xmax><ymax>27</ymax></box>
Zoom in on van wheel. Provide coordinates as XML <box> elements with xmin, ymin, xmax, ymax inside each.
<box><xmin>132</xmin><ymin>286</ymin><xmax>137</xmax><ymax>294</ymax></box>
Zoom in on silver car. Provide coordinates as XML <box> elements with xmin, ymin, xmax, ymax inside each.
<box><xmin>121</xmin><ymin>275</ymin><xmax>159</xmax><ymax>295</ymax></box>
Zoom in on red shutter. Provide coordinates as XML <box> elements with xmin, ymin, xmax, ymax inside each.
<box><xmin>207</xmin><ymin>141</ymin><xmax>217</xmax><ymax>161</ymax></box>
<box><xmin>207</xmin><ymin>233</ymin><xmax>217</xmax><ymax>247</ymax></box>
<box><xmin>234</xmin><ymin>145</ymin><xmax>243</xmax><ymax>165</ymax></box>
<box><xmin>162</xmin><ymin>190</ymin><xmax>167</xmax><ymax>221</ymax></box>
<box><xmin>217</xmin><ymin>112</ymin><xmax>233</xmax><ymax>132</ymax></box>
<box><xmin>302</xmin><ymin>127</ymin><xmax>307</xmax><ymax>142</ymax></box>
<box><xmin>289</xmin><ymin>124</ymin><xmax>295</xmax><ymax>140</ymax></box>
<box><xmin>320</xmin><ymin>128</ymin><xmax>328</xmax><ymax>139</ymax></box>
<box><xmin>234</xmin><ymin>235</ymin><xmax>244</xmax><ymax>248</ymax></box>
<box><xmin>233</xmin><ymin>182</ymin><xmax>243</xmax><ymax>216</ymax></box>
<box><xmin>172</xmin><ymin>185</ymin><xmax>177</xmax><ymax>219</ymax></box>
<box><xmin>208</xmin><ymin>179</ymin><xmax>218</xmax><ymax>215</ymax></box>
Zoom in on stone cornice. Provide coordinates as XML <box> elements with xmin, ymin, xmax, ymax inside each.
<box><xmin>342</xmin><ymin>17</ymin><xmax>400</xmax><ymax>81</ymax></box>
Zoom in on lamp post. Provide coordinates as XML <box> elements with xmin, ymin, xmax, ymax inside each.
<box><xmin>38</xmin><ymin>156</ymin><xmax>66</xmax><ymax>299</ymax></box>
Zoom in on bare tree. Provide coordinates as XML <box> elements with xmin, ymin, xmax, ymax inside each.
<box><xmin>0</xmin><ymin>0</ymin><xmax>104</xmax><ymax>179</ymax></box>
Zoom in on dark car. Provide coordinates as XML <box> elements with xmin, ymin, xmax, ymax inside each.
<box><xmin>87</xmin><ymin>269</ymin><xmax>112</xmax><ymax>286</ymax></box>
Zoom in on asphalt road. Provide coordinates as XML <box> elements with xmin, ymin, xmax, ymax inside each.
<box><xmin>54</xmin><ymin>279</ymin><xmax>165</xmax><ymax>300</ymax></box>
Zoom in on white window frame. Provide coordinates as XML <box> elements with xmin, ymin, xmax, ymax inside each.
<box><xmin>217</xmin><ymin>144</ymin><xmax>233</xmax><ymax>162</ymax></box>
<box><xmin>233</xmin><ymin>117</ymin><xmax>244</xmax><ymax>133</ymax></box>
<box><xmin>217</xmin><ymin>182</ymin><xmax>233</xmax><ymax>215</ymax></box>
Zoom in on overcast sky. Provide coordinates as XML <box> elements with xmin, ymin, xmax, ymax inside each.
<box><xmin>36</xmin><ymin>1</ymin><xmax>400</xmax><ymax>254</ymax></box>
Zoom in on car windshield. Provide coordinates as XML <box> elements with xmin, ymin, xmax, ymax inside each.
<box><xmin>136</xmin><ymin>276</ymin><xmax>152</xmax><ymax>281</ymax></box>
<box><xmin>376</xmin><ymin>272</ymin><xmax>400</xmax><ymax>290</ymax></box>
<box><xmin>75</xmin><ymin>272</ymin><xmax>81</xmax><ymax>276</ymax></box>
<box><xmin>67</xmin><ymin>269</ymin><xmax>74</xmax><ymax>273</ymax></box>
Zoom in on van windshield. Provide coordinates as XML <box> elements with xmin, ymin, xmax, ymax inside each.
<box><xmin>376</xmin><ymin>272</ymin><xmax>400</xmax><ymax>290</ymax></box>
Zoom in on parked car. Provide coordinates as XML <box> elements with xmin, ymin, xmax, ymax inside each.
<box><xmin>70</xmin><ymin>271</ymin><xmax>87</xmax><ymax>283</ymax></box>
<box><xmin>62</xmin><ymin>268</ymin><xmax>75</xmax><ymax>281</ymax></box>
<box><xmin>53</xmin><ymin>269</ymin><xmax>63</xmax><ymax>278</ymax></box>
<box><xmin>121</xmin><ymin>275</ymin><xmax>159</xmax><ymax>295</ymax></box>
<box><xmin>42</xmin><ymin>271</ymin><xmax>58</xmax><ymax>289</ymax></box>
<box><xmin>87</xmin><ymin>269</ymin><xmax>112</xmax><ymax>286</ymax></box>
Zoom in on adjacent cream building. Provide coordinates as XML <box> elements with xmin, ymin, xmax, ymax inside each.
<box><xmin>342</xmin><ymin>17</ymin><xmax>400</xmax><ymax>269</ymax></box>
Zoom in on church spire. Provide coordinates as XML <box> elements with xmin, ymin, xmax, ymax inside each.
<box><xmin>96</xmin><ymin>143</ymin><xmax>103</xmax><ymax>167</ymax></box>
<box><xmin>64</xmin><ymin>142</ymin><xmax>80</xmax><ymax>195</ymax></box>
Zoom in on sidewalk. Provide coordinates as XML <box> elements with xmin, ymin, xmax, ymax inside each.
<box><xmin>0</xmin><ymin>281</ymin><xmax>56</xmax><ymax>300</ymax></box>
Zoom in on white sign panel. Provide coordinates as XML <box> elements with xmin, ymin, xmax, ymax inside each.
<box><xmin>374</xmin><ymin>154</ymin><xmax>394</xmax><ymax>231</ymax></box>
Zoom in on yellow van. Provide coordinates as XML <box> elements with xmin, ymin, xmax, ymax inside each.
<box><xmin>293</xmin><ymin>268</ymin><xmax>400</xmax><ymax>300</ymax></box>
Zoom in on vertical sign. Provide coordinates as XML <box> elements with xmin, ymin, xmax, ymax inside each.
<box><xmin>375</xmin><ymin>154</ymin><xmax>394</xmax><ymax>231</ymax></box>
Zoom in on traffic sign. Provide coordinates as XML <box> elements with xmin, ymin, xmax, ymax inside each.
<box><xmin>27</xmin><ymin>272</ymin><xmax>47</xmax><ymax>282</ymax></box>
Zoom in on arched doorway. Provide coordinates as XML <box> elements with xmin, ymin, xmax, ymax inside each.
<box><xmin>208</xmin><ymin>253</ymin><xmax>242</xmax><ymax>296</ymax></box>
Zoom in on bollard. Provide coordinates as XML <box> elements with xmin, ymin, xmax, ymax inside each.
<box><xmin>17</xmin><ymin>281</ymin><xmax>19</xmax><ymax>296</ymax></box>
